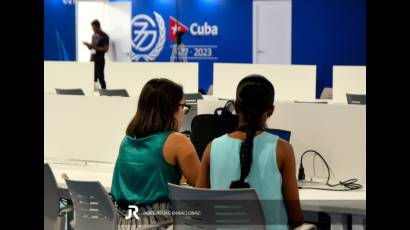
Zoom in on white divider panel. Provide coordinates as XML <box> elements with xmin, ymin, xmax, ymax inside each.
<box><xmin>268</xmin><ymin>102</ymin><xmax>366</xmax><ymax>185</ymax></box>
<box><xmin>197</xmin><ymin>99</ymin><xmax>229</xmax><ymax>115</ymax></box>
<box><xmin>44</xmin><ymin>95</ymin><xmax>137</xmax><ymax>163</ymax></box>
<box><xmin>332</xmin><ymin>66</ymin><xmax>366</xmax><ymax>103</ymax></box>
<box><xmin>44</xmin><ymin>61</ymin><xmax>94</xmax><ymax>95</ymax></box>
<box><xmin>197</xmin><ymin>100</ymin><xmax>366</xmax><ymax>185</ymax></box>
<box><xmin>106</xmin><ymin>62</ymin><xmax>199</xmax><ymax>96</ymax></box>
<box><xmin>213</xmin><ymin>63</ymin><xmax>316</xmax><ymax>101</ymax></box>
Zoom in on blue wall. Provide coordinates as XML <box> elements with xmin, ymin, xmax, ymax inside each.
<box><xmin>131</xmin><ymin>0</ymin><xmax>252</xmax><ymax>93</ymax></box>
<box><xmin>292</xmin><ymin>0</ymin><xmax>366</xmax><ymax>98</ymax></box>
<box><xmin>44</xmin><ymin>0</ymin><xmax>366</xmax><ymax>98</ymax></box>
<box><xmin>44</xmin><ymin>0</ymin><xmax>76</xmax><ymax>60</ymax></box>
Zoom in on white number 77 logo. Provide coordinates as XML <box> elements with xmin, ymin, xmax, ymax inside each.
<box><xmin>125</xmin><ymin>205</ymin><xmax>140</xmax><ymax>220</ymax></box>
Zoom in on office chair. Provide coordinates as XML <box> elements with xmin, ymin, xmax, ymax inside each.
<box><xmin>168</xmin><ymin>183</ymin><xmax>266</xmax><ymax>230</ymax></box>
<box><xmin>190</xmin><ymin>106</ymin><xmax>238</xmax><ymax>160</ymax></box>
<box><xmin>168</xmin><ymin>183</ymin><xmax>317</xmax><ymax>230</ymax></box>
<box><xmin>63</xmin><ymin>175</ymin><xmax>172</xmax><ymax>230</ymax></box>
<box><xmin>64</xmin><ymin>178</ymin><xmax>118</xmax><ymax>230</ymax></box>
<box><xmin>99</xmin><ymin>89</ymin><xmax>129</xmax><ymax>97</ymax></box>
<box><xmin>44</xmin><ymin>164</ymin><xmax>72</xmax><ymax>230</ymax></box>
<box><xmin>55</xmin><ymin>88</ymin><xmax>85</xmax><ymax>96</ymax></box>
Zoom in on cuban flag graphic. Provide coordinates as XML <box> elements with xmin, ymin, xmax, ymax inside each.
<box><xmin>169</xmin><ymin>16</ymin><xmax>189</xmax><ymax>42</ymax></box>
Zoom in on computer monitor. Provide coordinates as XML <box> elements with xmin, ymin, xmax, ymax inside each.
<box><xmin>99</xmin><ymin>89</ymin><xmax>129</xmax><ymax>97</ymax></box>
<box><xmin>55</xmin><ymin>88</ymin><xmax>85</xmax><ymax>96</ymax></box>
<box><xmin>184</xmin><ymin>93</ymin><xmax>203</xmax><ymax>102</ymax></box>
<box><xmin>346</xmin><ymin>94</ymin><xmax>366</xmax><ymax>105</ymax></box>
<box><xmin>294</xmin><ymin>101</ymin><xmax>328</xmax><ymax>104</ymax></box>
<box><xmin>264</xmin><ymin>128</ymin><xmax>291</xmax><ymax>142</ymax></box>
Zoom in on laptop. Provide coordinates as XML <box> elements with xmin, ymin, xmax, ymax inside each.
<box><xmin>346</xmin><ymin>94</ymin><xmax>366</xmax><ymax>105</ymax></box>
<box><xmin>264</xmin><ymin>128</ymin><xmax>291</xmax><ymax>142</ymax></box>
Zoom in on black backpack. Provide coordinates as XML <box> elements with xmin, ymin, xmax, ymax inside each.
<box><xmin>190</xmin><ymin>101</ymin><xmax>239</xmax><ymax>160</ymax></box>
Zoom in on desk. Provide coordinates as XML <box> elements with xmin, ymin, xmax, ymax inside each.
<box><xmin>45</xmin><ymin>96</ymin><xmax>366</xmax><ymax>185</ymax></box>
<box><xmin>49</xmin><ymin>162</ymin><xmax>365</xmax><ymax>230</ymax></box>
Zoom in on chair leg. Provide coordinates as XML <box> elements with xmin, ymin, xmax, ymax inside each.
<box><xmin>56</xmin><ymin>216</ymin><xmax>65</xmax><ymax>230</ymax></box>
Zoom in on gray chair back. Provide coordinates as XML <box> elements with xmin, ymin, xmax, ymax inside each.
<box><xmin>168</xmin><ymin>183</ymin><xmax>266</xmax><ymax>230</ymax></box>
<box><xmin>65</xmin><ymin>179</ymin><xmax>117</xmax><ymax>230</ymax></box>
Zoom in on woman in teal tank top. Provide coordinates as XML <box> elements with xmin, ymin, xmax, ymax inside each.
<box><xmin>196</xmin><ymin>75</ymin><xmax>304</xmax><ymax>230</ymax></box>
<box><xmin>111</xmin><ymin>78</ymin><xmax>200</xmax><ymax>229</ymax></box>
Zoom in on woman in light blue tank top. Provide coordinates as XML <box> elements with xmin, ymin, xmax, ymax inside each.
<box><xmin>196</xmin><ymin>75</ymin><xmax>304</xmax><ymax>230</ymax></box>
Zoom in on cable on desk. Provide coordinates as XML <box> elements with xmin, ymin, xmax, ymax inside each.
<box><xmin>298</xmin><ymin>150</ymin><xmax>362</xmax><ymax>191</ymax></box>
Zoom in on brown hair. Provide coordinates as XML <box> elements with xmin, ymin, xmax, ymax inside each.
<box><xmin>126</xmin><ymin>78</ymin><xmax>183</xmax><ymax>138</ymax></box>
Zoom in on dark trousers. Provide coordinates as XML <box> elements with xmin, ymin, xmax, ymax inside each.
<box><xmin>94</xmin><ymin>59</ymin><xmax>106</xmax><ymax>89</ymax></box>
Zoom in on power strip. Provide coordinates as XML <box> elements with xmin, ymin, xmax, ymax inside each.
<box><xmin>297</xmin><ymin>177</ymin><xmax>333</xmax><ymax>188</ymax></box>
<box><xmin>297</xmin><ymin>177</ymin><xmax>322</xmax><ymax>184</ymax></box>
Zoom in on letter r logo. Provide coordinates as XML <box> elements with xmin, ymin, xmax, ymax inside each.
<box><xmin>125</xmin><ymin>205</ymin><xmax>140</xmax><ymax>219</ymax></box>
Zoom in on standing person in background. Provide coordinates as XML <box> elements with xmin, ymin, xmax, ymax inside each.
<box><xmin>83</xmin><ymin>19</ymin><xmax>109</xmax><ymax>90</ymax></box>
<box><xmin>170</xmin><ymin>31</ymin><xmax>187</xmax><ymax>62</ymax></box>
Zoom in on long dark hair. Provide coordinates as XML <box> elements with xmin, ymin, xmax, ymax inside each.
<box><xmin>126</xmin><ymin>78</ymin><xmax>183</xmax><ymax>138</ymax></box>
<box><xmin>230</xmin><ymin>75</ymin><xmax>275</xmax><ymax>189</ymax></box>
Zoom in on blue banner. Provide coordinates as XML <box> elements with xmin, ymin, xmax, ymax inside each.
<box><xmin>131</xmin><ymin>0</ymin><xmax>252</xmax><ymax>92</ymax></box>
<box><xmin>292</xmin><ymin>0</ymin><xmax>366</xmax><ymax>98</ymax></box>
<box><xmin>44</xmin><ymin>0</ymin><xmax>76</xmax><ymax>60</ymax></box>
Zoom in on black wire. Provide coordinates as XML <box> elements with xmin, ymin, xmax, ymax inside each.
<box><xmin>328</xmin><ymin>178</ymin><xmax>362</xmax><ymax>190</ymax></box>
<box><xmin>299</xmin><ymin>150</ymin><xmax>362</xmax><ymax>191</ymax></box>
<box><xmin>300</xmin><ymin>150</ymin><xmax>331</xmax><ymax>184</ymax></box>
<box><xmin>298</xmin><ymin>187</ymin><xmax>359</xmax><ymax>191</ymax></box>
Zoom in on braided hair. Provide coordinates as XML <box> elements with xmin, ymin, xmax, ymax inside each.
<box><xmin>230</xmin><ymin>75</ymin><xmax>275</xmax><ymax>189</ymax></box>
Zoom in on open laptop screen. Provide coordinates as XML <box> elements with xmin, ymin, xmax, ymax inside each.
<box><xmin>264</xmin><ymin>128</ymin><xmax>291</xmax><ymax>142</ymax></box>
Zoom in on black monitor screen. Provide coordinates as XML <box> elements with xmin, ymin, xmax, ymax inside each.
<box><xmin>346</xmin><ymin>94</ymin><xmax>366</xmax><ymax>105</ymax></box>
<box><xmin>264</xmin><ymin>128</ymin><xmax>291</xmax><ymax>142</ymax></box>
